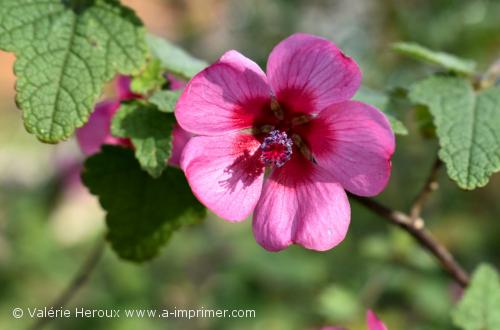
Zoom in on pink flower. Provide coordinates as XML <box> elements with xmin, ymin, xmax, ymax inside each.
<box><xmin>365</xmin><ymin>310</ymin><xmax>388</xmax><ymax>330</ymax></box>
<box><xmin>176</xmin><ymin>33</ymin><xmax>395</xmax><ymax>251</ymax></box>
<box><xmin>322</xmin><ymin>310</ymin><xmax>388</xmax><ymax>330</ymax></box>
<box><xmin>76</xmin><ymin>75</ymin><xmax>191</xmax><ymax>167</ymax></box>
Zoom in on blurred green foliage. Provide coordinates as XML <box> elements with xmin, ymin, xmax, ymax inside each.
<box><xmin>1</xmin><ymin>0</ymin><xmax>499</xmax><ymax>329</ymax></box>
<box><xmin>452</xmin><ymin>264</ymin><xmax>500</xmax><ymax>330</ymax></box>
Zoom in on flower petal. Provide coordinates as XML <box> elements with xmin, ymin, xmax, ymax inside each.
<box><xmin>76</xmin><ymin>100</ymin><xmax>130</xmax><ymax>155</ymax></box>
<box><xmin>266</xmin><ymin>33</ymin><xmax>361</xmax><ymax>114</ymax></box>
<box><xmin>176</xmin><ymin>50</ymin><xmax>273</xmax><ymax>135</ymax></box>
<box><xmin>302</xmin><ymin>101</ymin><xmax>395</xmax><ymax>196</ymax></box>
<box><xmin>168</xmin><ymin>124</ymin><xmax>192</xmax><ymax>167</ymax></box>
<box><xmin>367</xmin><ymin>310</ymin><xmax>388</xmax><ymax>330</ymax></box>
<box><xmin>253</xmin><ymin>156</ymin><xmax>350</xmax><ymax>251</ymax></box>
<box><xmin>181</xmin><ymin>133</ymin><xmax>265</xmax><ymax>221</ymax></box>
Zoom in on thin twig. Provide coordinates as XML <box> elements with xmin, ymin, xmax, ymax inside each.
<box><xmin>350</xmin><ymin>194</ymin><xmax>470</xmax><ymax>287</ymax></box>
<box><xmin>409</xmin><ymin>157</ymin><xmax>443</xmax><ymax>221</ymax></box>
<box><xmin>30</xmin><ymin>238</ymin><xmax>106</xmax><ymax>330</ymax></box>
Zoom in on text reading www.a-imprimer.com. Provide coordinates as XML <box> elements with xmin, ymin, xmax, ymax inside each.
<box><xmin>11</xmin><ymin>307</ymin><xmax>256</xmax><ymax>320</ymax></box>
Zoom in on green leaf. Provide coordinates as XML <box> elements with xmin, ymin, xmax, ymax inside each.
<box><xmin>149</xmin><ymin>90</ymin><xmax>182</xmax><ymax>113</ymax></box>
<box><xmin>353</xmin><ymin>86</ymin><xmax>408</xmax><ymax>135</ymax></box>
<box><xmin>392</xmin><ymin>42</ymin><xmax>476</xmax><ymax>75</ymax></box>
<box><xmin>452</xmin><ymin>264</ymin><xmax>500</xmax><ymax>330</ymax></box>
<box><xmin>111</xmin><ymin>100</ymin><xmax>174</xmax><ymax>178</ymax></box>
<box><xmin>0</xmin><ymin>0</ymin><xmax>148</xmax><ymax>143</ymax></box>
<box><xmin>82</xmin><ymin>146</ymin><xmax>205</xmax><ymax>261</ymax></box>
<box><xmin>409</xmin><ymin>76</ymin><xmax>500</xmax><ymax>189</ymax></box>
<box><xmin>146</xmin><ymin>33</ymin><xmax>207</xmax><ymax>79</ymax></box>
<box><xmin>130</xmin><ymin>58</ymin><xmax>166</xmax><ymax>95</ymax></box>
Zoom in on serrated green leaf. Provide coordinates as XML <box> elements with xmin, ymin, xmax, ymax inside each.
<box><xmin>130</xmin><ymin>58</ymin><xmax>166</xmax><ymax>95</ymax></box>
<box><xmin>409</xmin><ymin>76</ymin><xmax>500</xmax><ymax>189</ymax></box>
<box><xmin>0</xmin><ymin>0</ymin><xmax>148</xmax><ymax>142</ymax></box>
<box><xmin>82</xmin><ymin>146</ymin><xmax>205</xmax><ymax>261</ymax></box>
<box><xmin>452</xmin><ymin>264</ymin><xmax>500</xmax><ymax>330</ymax></box>
<box><xmin>111</xmin><ymin>100</ymin><xmax>174</xmax><ymax>178</ymax></box>
<box><xmin>353</xmin><ymin>86</ymin><xmax>408</xmax><ymax>135</ymax></box>
<box><xmin>146</xmin><ymin>33</ymin><xmax>207</xmax><ymax>79</ymax></box>
<box><xmin>149</xmin><ymin>90</ymin><xmax>182</xmax><ymax>113</ymax></box>
<box><xmin>392</xmin><ymin>42</ymin><xmax>476</xmax><ymax>75</ymax></box>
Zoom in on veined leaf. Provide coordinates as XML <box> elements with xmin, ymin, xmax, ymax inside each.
<box><xmin>0</xmin><ymin>0</ymin><xmax>148</xmax><ymax>142</ymax></box>
<box><xmin>409</xmin><ymin>76</ymin><xmax>500</xmax><ymax>189</ymax></box>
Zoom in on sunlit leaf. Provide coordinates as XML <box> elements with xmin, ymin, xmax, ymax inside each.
<box><xmin>130</xmin><ymin>59</ymin><xmax>166</xmax><ymax>95</ymax></box>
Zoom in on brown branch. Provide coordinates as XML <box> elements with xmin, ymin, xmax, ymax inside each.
<box><xmin>409</xmin><ymin>157</ymin><xmax>443</xmax><ymax>221</ymax></box>
<box><xmin>350</xmin><ymin>194</ymin><xmax>470</xmax><ymax>287</ymax></box>
<box><xmin>30</xmin><ymin>238</ymin><xmax>106</xmax><ymax>330</ymax></box>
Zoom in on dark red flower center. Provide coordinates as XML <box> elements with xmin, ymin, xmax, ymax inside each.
<box><xmin>260</xmin><ymin>130</ymin><xmax>293</xmax><ymax>167</ymax></box>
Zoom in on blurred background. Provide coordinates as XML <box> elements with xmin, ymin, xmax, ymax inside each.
<box><xmin>1</xmin><ymin>0</ymin><xmax>500</xmax><ymax>329</ymax></box>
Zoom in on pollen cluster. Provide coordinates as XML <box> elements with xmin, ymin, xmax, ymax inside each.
<box><xmin>260</xmin><ymin>130</ymin><xmax>293</xmax><ymax>168</ymax></box>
